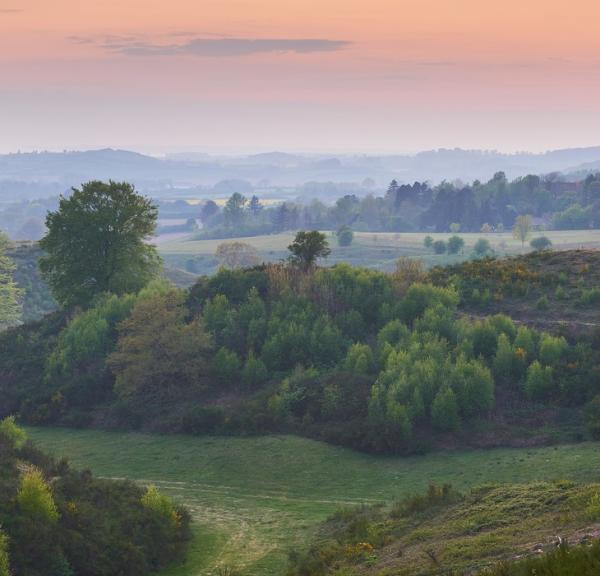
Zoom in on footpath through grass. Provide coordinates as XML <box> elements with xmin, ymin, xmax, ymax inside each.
<box><xmin>27</xmin><ymin>428</ymin><xmax>600</xmax><ymax>576</ymax></box>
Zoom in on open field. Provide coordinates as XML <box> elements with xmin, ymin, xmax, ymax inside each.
<box><xmin>27</xmin><ymin>427</ymin><xmax>600</xmax><ymax>576</ymax></box>
<box><xmin>159</xmin><ymin>229</ymin><xmax>600</xmax><ymax>278</ymax></box>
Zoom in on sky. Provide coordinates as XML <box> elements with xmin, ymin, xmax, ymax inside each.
<box><xmin>2</xmin><ymin>0</ymin><xmax>600</xmax><ymax>154</ymax></box>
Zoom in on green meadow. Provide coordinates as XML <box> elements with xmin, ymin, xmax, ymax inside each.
<box><xmin>27</xmin><ymin>427</ymin><xmax>600</xmax><ymax>576</ymax></box>
<box><xmin>159</xmin><ymin>229</ymin><xmax>600</xmax><ymax>278</ymax></box>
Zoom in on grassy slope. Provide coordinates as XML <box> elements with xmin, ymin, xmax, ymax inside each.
<box><xmin>158</xmin><ymin>229</ymin><xmax>600</xmax><ymax>277</ymax></box>
<box><xmin>27</xmin><ymin>427</ymin><xmax>600</xmax><ymax>576</ymax></box>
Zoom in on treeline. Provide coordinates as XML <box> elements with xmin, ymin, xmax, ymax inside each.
<box><xmin>3</xmin><ymin>258</ymin><xmax>600</xmax><ymax>453</ymax></box>
<box><xmin>196</xmin><ymin>172</ymin><xmax>600</xmax><ymax>238</ymax></box>
<box><xmin>0</xmin><ymin>417</ymin><xmax>190</xmax><ymax>576</ymax></box>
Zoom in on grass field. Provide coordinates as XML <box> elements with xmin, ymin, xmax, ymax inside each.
<box><xmin>159</xmin><ymin>229</ymin><xmax>600</xmax><ymax>279</ymax></box>
<box><xmin>26</xmin><ymin>428</ymin><xmax>600</xmax><ymax>576</ymax></box>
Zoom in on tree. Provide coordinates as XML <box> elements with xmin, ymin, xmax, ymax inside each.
<box><xmin>288</xmin><ymin>231</ymin><xmax>331</xmax><ymax>270</ymax></box>
<box><xmin>200</xmin><ymin>200</ymin><xmax>219</xmax><ymax>223</ymax></box>
<box><xmin>513</xmin><ymin>214</ymin><xmax>532</xmax><ymax>247</ymax></box>
<box><xmin>432</xmin><ymin>240</ymin><xmax>447</xmax><ymax>254</ymax></box>
<box><xmin>215</xmin><ymin>242</ymin><xmax>260</xmax><ymax>269</ymax></box>
<box><xmin>0</xmin><ymin>231</ymin><xmax>22</xmax><ymax>330</ymax></box>
<box><xmin>524</xmin><ymin>360</ymin><xmax>554</xmax><ymax>401</ymax></box>
<box><xmin>336</xmin><ymin>225</ymin><xmax>354</xmax><ymax>247</ymax></box>
<box><xmin>248</xmin><ymin>195</ymin><xmax>263</xmax><ymax>218</ymax></box>
<box><xmin>213</xmin><ymin>347</ymin><xmax>241</xmax><ymax>385</ymax></box>
<box><xmin>109</xmin><ymin>289</ymin><xmax>213</xmax><ymax>403</ymax></box>
<box><xmin>480</xmin><ymin>223</ymin><xmax>493</xmax><ymax>234</ymax></box>
<box><xmin>449</xmin><ymin>223</ymin><xmax>461</xmax><ymax>233</ymax></box>
<box><xmin>17</xmin><ymin>468</ymin><xmax>59</xmax><ymax>522</ymax></box>
<box><xmin>530</xmin><ymin>236</ymin><xmax>552</xmax><ymax>251</ymax></box>
<box><xmin>423</xmin><ymin>235</ymin><xmax>434</xmax><ymax>249</ymax></box>
<box><xmin>223</xmin><ymin>192</ymin><xmax>247</xmax><ymax>228</ymax></box>
<box><xmin>447</xmin><ymin>235</ymin><xmax>465</xmax><ymax>254</ymax></box>
<box><xmin>39</xmin><ymin>181</ymin><xmax>160</xmax><ymax>307</ymax></box>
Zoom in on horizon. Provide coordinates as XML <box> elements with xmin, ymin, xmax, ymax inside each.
<box><xmin>3</xmin><ymin>0</ymin><xmax>600</xmax><ymax>153</ymax></box>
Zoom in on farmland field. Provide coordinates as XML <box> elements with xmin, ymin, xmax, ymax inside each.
<box><xmin>159</xmin><ymin>229</ymin><xmax>600</xmax><ymax>279</ymax></box>
<box><xmin>27</xmin><ymin>427</ymin><xmax>600</xmax><ymax>576</ymax></box>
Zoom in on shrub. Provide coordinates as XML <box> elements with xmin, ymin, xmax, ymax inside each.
<box><xmin>336</xmin><ymin>225</ymin><xmax>354</xmax><ymax>247</ymax></box>
<box><xmin>17</xmin><ymin>468</ymin><xmax>59</xmax><ymax>522</ymax></box>
<box><xmin>423</xmin><ymin>236</ymin><xmax>434</xmax><ymax>249</ymax></box>
<box><xmin>0</xmin><ymin>415</ymin><xmax>27</xmax><ymax>449</ymax></box>
<box><xmin>447</xmin><ymin>235</ymin><xmax>465</xmax><ymax>255</ymax></box>
<box><xmin>536</xmin><ymin>296</ymin><xmax>549</xmax><ymax>310</ymax></box>
<box><xmin>473</xmin><ymin>238</ymin><xmax>493</xmax><ymax>257</ymax></box>
<box><xmin>432</xmin><ymin>240</ymin><xmax>447</xmax><ymax>254</ymax></box>
<box><xmin>530</xmin><ymin>236</ymin><xmax>552</xmax><ymax>251</ymax></box>
<box><xmin>578</xmin><ymin>288</ymin><xmax>600</xmax><ymax>307</ymax></box>
<box><xmin>141</xmin><ymin>485</ymin><xmax>179</xmax><ymax>525</ymax></box>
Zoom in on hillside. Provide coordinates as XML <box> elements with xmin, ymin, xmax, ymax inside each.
<box><xmin>2</xmin><ymin>250</ymin><xmax>600</xmax><ymax>456</ymax></box>
<box><xmin>289</xmin><ymin>481</ymin><xmax>600</xmax><ymax>576</ymax></box>
<box><xmin>431</xmin><ymin>249</ymin><xmax>600</xmax><ymax>334</ymax></box>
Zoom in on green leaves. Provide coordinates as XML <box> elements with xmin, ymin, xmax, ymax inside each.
<box><xmin>39</xmin><ymin>180</ymin><xmax>160</xmax><ymax>307</ymax></box>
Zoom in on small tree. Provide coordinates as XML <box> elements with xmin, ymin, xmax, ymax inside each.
<box><xmin>423</xmin><ymin>235</ymin><xmax>434</xmax><ymax>249</ymax></box>
<box><xmin>524</xmin><ymin>360</ymin><xmax>554</xmax><ymax>401</ymax></box>
<box><xmin>432</xmin><ymin>240</ymin><xmax>447</xmax><ymax>254</ymax></box>
<box><xmin>17</xmin><ymin>468</ymin><xmax>59</xmax><ymax>522</ymax></box>
<box><xmin>447</xmin><ymin>235</ymin><xmax>465</xmax><ymax>255</ymax></box>
<box><xmin>480</xmin><ymin>223</ymin><xmax>493</xmax><ymax>234</ymax></box>
<box><xmin>336</xmin><ymin>225</ymin><xmax>354</xmax><ymax>247</ymax></box>
<box><xmin>530</xmin><ymin>236</ymin><xmax>552</xmax><ymax>251</ymax></box>
<box><xmin>288</xmin><ymin>231</ymin><xmax>331</xmax><ymax>270</ymax></box>
<box><xmin>213</xmin><ymin>347</ymin><xmax>241</xmax><ymax>385</ymax></box>
<box><xmin>449</xmin><ymin>223</ymin><xmax>461</xmax><ymax>233</ymax></box>
<box><xmin>513</xmin><ymin>215</ymin><xmax>533</xmax><ymax>247</ymax></box>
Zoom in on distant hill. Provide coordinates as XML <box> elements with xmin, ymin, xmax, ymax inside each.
<box><xmin>1</xmin><ymin>146</ymin><xmax>600</xmax><ymax>199</ymax></box>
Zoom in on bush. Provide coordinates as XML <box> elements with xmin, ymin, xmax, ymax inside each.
<box><xmin>16</xmin><ymin>468</ymin><xmax>59</xmax><ymax>522</ymax></box>
<box><xmin>0</xmin><ymin>416</ymin><xmax>27</xmax><ymax>449</ymax></box>
<box><xmin>336</xmin><ymin>225</ymin><xmax>354</xmax><ymax>247</ymax></box>
<box><xmin>432</xmin><ymin>240</ymin><xmax>447</xmax><ymax>254</ymax></box>
<box><xmin>473</xmin><ymin>238</ymin><xmax>493</xmax><ymax>257</ymax></box>
<box><xmin>536</xmin><ymin>296</ymin><xmax>549</xmax><ymax>310</ymax></box>
<box><xmin>447</xmin><ymin>235</ymin><xmax>465</xmax><ymax>255</ymax></box>
<box><xmin>530</xmin><ymin>236</ymin><xmax>552</xmax><ymax>251</ymax></box>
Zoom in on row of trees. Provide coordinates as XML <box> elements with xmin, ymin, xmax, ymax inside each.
<box><xmin>196</xmin><ymin>172</ymin><xmax>600</xmax><ymax>239</ymax></box>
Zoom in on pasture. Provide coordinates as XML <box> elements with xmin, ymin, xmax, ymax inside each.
<box><xmin>27</xmin><ymin>428</ymin><xmax>600</xmax><ymax>576</ymax></box>
<box><xmin>159</xmin><ymin>229</ymin><xmax>600</xmax><ymax>279</ymax></box>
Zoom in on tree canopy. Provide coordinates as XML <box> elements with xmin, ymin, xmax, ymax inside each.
<box><xmin>288</xmin><ymin>231</ymin><xmax>331</xmax><ymax>269</ymax></box>
<box><xmin>39</xmin><ymin>180</ymin><xmax>160</xmax><ymax>307</ymax></box>
<box><xmin>0</xmin><ymin>231</ymin><xmax>22</xmax><ymax>330</ymax></box>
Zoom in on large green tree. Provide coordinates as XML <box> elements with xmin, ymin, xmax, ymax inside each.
<box><xmin>39</xmin><ymin>181</ymin><xmax>160</xmax><ymax>307</ymax></box>
<box><xmin>288</xmin><ymin>230</ymin><xmax>331</xmax><ymax>270</ymax></box>
<box><xmin>0</xmin><ymin>231</ymin><xmax>22</xmax><ymax>330</ymax></box>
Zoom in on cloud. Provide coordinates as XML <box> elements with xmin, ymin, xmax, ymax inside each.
<box><xmin>70</xmin><ymin>35</ymin><xmax>351</xmax><ymax>57</ymax></box>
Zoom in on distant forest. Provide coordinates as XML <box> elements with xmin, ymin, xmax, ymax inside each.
<box><xmin>190</xmin><ymin>172</ymin><xmax>600</xmax><ymax>239</ymax></box>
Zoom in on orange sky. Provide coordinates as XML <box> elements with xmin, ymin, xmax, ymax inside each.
<box><xmin>2</xmin><ymin>0</ymin><xmax>600</xmax><ymax>153</ymax></box>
